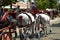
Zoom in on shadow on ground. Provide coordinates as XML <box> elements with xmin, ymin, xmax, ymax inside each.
<box><xmin>48</xmin><ymin>32</ymin><xmax>60</xmax><ymax>34</ymax></box>
<box><xmin>53</xmin><ymin>39</ymin><xmax>60</xmax><ymax>40</ymax></box>
<box><xmin>51</xmin><ymin>23</ymin><xmax>60</xmax><ymax>27</ymax></box>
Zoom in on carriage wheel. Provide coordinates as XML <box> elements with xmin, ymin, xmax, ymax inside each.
<box><xmin>0</xmin><ymin>35</ymin><xmax>2</xmax><ymax>40</ymax></box>
<box><xmin>2</xmin><ymin>32</ymin><xmax>12</xmax><ymax>40</ymax></box>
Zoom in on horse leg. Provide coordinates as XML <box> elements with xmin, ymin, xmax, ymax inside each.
<box><xmin>31</xmin><ymin>23</ymin><xmax>36</xmax><ymax>37</ymax></box>
<box><xmin>36</xmin><ymin>24</ymin><xmax>42</xmax><ymax>39</ymax></box>
<box><xmin>23</xmin><ymin>27</ymin><xmax>28</xmax><ymax>40</ymax></box>
<box><xmin>19</xmin><ymin>28</ymin><xmax>25</xmax><ymax>40</ymax></box>
<box><xmin>44</xmin><ymin>26</ymin><xmax>47</xmax><ymax>37</ymax></box>
<box><xmin>37</xmin><ymin>26</ymin><xmax>40</xmax><ymax>39</ymax></box>
<box><xmin>13</xmin><ymin>26</ymin><xmax>17</xmax><ymax>39</ymax></box>
<box><xmin>48</xmin><ymin>22</ymin><xmax>52</xmax><ymax>33</ymax></box>
<box><xmin>49</xmin><ymin>25</ymin><xmax>52</xmax><ymax>33</ymax></box>
<box><xmin>14</xmin><ymin>31</ymin><xmax>17</xmax><ymax>38</ymax></box>
<box><xmin>41</xmin><ymin>24</ymin><xmax>47</xmax><ymax>37</ymax></box>
<box><xmin>19</xmin><ymin>28</ymin><xmax>22</xmax><ymax>40</ymax></box>
<box><xmin>26</xmin><ymin>22</ymin><xmax>35</xmax><ymax>38</ymax></box>
<box><xmin>12</xmin><ymin>29</ymin><xmax>17</xmax><ymax>40</ymax></box>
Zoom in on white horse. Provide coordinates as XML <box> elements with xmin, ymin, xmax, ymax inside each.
<box><xmin>17</xmin><ymin>12</ymin><xmax>35</xmax><ymax>27</ymax></box>
<box><xmin>16</xmin><ymin>12</ymin><xmax>35</xmax><ymax>40</ymax></box>
<box><xmin>16</xmin><ymin>12</ymin><xmax>52</xmax><ymax>39</ymax></box>
<box><xmin>35</xmin><ymin>13</ymin><xmax>52</xmax><ymax>38</ymax></box>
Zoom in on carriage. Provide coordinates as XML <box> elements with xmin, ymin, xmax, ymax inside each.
<box><xmin>0</xmin><ymin>7</ymin><xmax>52</xmax><ymax>40</ymax></box>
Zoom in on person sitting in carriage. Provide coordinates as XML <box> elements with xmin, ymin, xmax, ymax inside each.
<box><xmin>30</xmin><ymin>2</ymin><xmax>39</xmax><ymax>18</ymax></box>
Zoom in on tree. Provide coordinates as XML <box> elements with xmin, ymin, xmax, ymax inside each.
<box><xmin>2</xmin><ymin>0</ymin><xmax>16</xmax><ymax>6</ymax></box>
<box><xmin>35</xmin><ymin>0</ymin><xmax>58</xmax><ymax>10</ymax></box>
<box><xmin>0</xmin><ymin>0</ymin><xmax>3</xmax><ymax>7</ymax></box>
<box><xmin>48</xmin><ymin>0</ymin><xmax>57</xmax><ymax>8</ymax></box>
<box><xmin>2</xmin><ymin>0</ymin><xmax>17</xmax><ymax>9</ymax></box>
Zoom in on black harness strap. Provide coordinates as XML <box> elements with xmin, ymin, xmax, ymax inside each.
<box><xmin>23</xmin><ymin>13</ymin><xmax>32</xmax><ymax>23</ymax></box>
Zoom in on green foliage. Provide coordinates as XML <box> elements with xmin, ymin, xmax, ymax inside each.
<box><xmin>35</xmin><ymin>0</ymin><xmax>58</xmax><ymax>10</ymax></box>
<box><xmin>2</xmin><ymin>0</ymin><xmax>16</xmax><ymax>6</ymax></box>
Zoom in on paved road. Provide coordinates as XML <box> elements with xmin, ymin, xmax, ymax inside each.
<box><xmin>40</xmin><ymin>18</ymin><xmax>60</xmax><ymax>40</ymax></box>
<box><xmin>12</xmin><ymin>17</ymin><xmax>60</xmax><ymax>40</ymax></box>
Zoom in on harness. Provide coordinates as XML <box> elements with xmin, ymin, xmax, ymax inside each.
<box><xmin>23</xmin><ymin>13</ymin><xmax>32</xmax><ymax>23</ymax></box>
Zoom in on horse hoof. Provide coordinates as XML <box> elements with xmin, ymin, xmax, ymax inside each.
<box><xmin>49</xmin><ymin>30</ymin><xmax>52</xmax><ymax>33</ymax></box>
<box><xmin>29</xmin><ymin>35</ymin><xmax>33</xmax><ymax>39</ymax></box>
<box><xmin>24</xmin><ymin>38</ymin><xmax>27</xmax><ymax>40</ymax></box>
<box><xmin>40</xmin><ymin>31</ymin><xmax>42</xmax><ymax>34</ymax></box>
<box><xmin>38</xmin><ymin>36</ymin><xmax>40</xmax><ymax>39</ymax></box>
<box><xmin>45</xmin><ymin>35</ymin><xmax>47</xmax><ymax>37</ymax></box>
<box><xmin>20</xmin><ymin>38</ymin><xmax>23</xmax><ymax>40</ymax></box>
<box><xmin>47</xmin><ymin>34</ymin><xmax>48</xmax><ymax>35</ymax></box>
<box><xmin>38</xmin><ymin>37</ymin><xmax>40</xmax><ymax>39</ymax></box>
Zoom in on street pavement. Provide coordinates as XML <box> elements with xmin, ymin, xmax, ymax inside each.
<box><xmin>12</xmin><ymin>17</ymin><xmax>60</xmax><ymax>40</ymax></box>
<box><xmin>39</xmin><ymin>17</ymin><xmax>60</xmax><ymax>40</ymax></box>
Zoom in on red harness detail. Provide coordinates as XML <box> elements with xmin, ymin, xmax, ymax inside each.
<box><xmin>19</xmin><ymin>16</ymin><xmax>23</xmax><ymax>20</ymax></box>
<box><xmin>31</xmin><ymin>8</ymin><xmax>39</xmax><ymax>15</ymax></box>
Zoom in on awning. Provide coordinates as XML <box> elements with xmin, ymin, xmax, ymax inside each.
<box><xmin>12</xmin><ymin>1</ymin><xmax>30</xmax><ymax>9</ymax></box>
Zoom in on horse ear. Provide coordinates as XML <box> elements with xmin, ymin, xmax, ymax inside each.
<box><xmin>19</xmin><ymin>16</ymin><xmax>23</xmax><ymax>20</ymax></box>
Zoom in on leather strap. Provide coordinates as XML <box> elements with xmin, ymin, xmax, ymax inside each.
<box><xmin>23</xmin><ymin>13</ymin><xmax>32</xmax><ymax>23</ymax></box>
